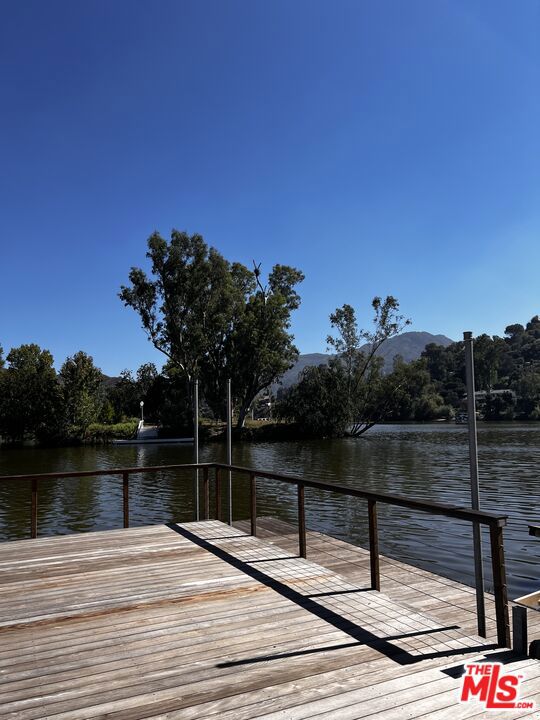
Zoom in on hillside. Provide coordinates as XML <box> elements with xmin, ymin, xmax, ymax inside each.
<box><xmin>277</xmin><ymin>331</ymin><xmax>453</xmax><ymax>389</ymax></box>
<box><xmin>371</xmin><ymin>331</ymin><xmax>454</xmax><ymax>368</ymax></box>
<box><xmin>101</xmin><ymin>332</ymin><xmax>454</xmax><ymax>393</ymax></box>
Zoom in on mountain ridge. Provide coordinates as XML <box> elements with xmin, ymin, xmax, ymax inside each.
<box><xmin>277</xmin><ymin>331</ymin><xmax>454</xmax><ymax>389</ymax></box>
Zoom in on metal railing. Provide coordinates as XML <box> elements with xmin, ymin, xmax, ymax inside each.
<box><xmin>0</xmin><ymin>461</ymin><xmax>510</xmax><ymax>647</ymax></box>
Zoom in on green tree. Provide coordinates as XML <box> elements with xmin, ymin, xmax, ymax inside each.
<box><xmin>417</xmin><ymin>315</ymin><xmax>540</xmax><ymax>420</ymax></box>
<box><xmin>107</xmin><ymin>369</ymin><xmax>139</xmax><ymax>422</ymax></box>
<box><xmin>119</xmin><ymin>230</ymin><xmax>304</xmax><ymax>428</ymax></box>
<box><xmin>119</xmin><ymin>232</ymin><xmax>249</xmax><ymax>381</ymax></box>
<box><xmin>132</xmin><ymin>362</ymin><xmax>159</xmax><ymax>421</ymax></box>
<box><xmin>422</xmin><ymin>343</ymin><xmax>451</xmax><ymax>383</ymax></box>
<box><xmin>484</xmin><ymin>391</ymin><xmax>516</xmax><ymax>421</ymax></box>
<box><xmin>277</xmin><ymin>362</ymin><xmax>350</xmax><ymax>437</ymax></box>
<box><xmin>107</xmin><ymin>362</ymin><xmax>163</xmax><ymax>423</ymax></box>
<box><xmin>0</xmin><ymin>344</ymin><xmax>62</xmax><ymax>442</ymax></box>
<box><xmin>59</xmin><ymin>351</ymin><xmax>104</xmax><ymax>436</ymax></box>
<box><xmin>386</xmin><ymin>357</ymin><xmax>448</xmax><ymax>420</ymax></box>
<box><xmin>278</xmin><ymin>297</ymin><xmax>410</xmax><ymax>437</ymax></box>
<box><xmin>514</xmin><ymin>370</ymin><xmax>540</xmax><ymax>419</ymax></box>
<box><xmin>136</xmin><ymin>363</ymin><xmax>158</xmax><ymax>398</ymax></box>
<box><xmin>154</xmin><ymin>364</ymin><xmax>193</xmax><ymax>434</ymax></box>
<box><xmin>326</xmin><ymin>297</ymin><xmax>410</xmax><ymax>436</ymax></box>
<box><xmin>422</xmin><ymin>341</ymin><xmax>465</xmax><ymax>409</ymax></box>
<box><xmin>225</xmin><ymin>264</ymin><xmax>304</xmax><ymax>427</ymax></box>
<box><xmin>472</xmin><ymin>334</ymin><xmax>505</xmax><ymax>391</ymax></box>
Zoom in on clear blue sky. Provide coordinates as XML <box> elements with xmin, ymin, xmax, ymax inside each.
<box><xmin>1</xmin><ymin>0</ymin><xmax>538</xmax><ymax>375</ymax></box>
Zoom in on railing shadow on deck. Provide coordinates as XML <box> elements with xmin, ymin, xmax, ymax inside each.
<box><xmin>169</xmin><ymin>522</ymin><xmax>498</xmax><ymax>667</ymax></box>
<box><xmin>0</xmin><ymin>460</ymin><xmax>511</xmax><ymax>647</ymax></box>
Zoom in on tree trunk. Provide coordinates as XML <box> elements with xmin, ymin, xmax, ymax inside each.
<box><xmin>348</xmin><ymin>421</ymin><xmax>376</xmax><ymax>437</ymax></box>
<box><xmin>236</xmin><ymin>402</ymin><xmax>250</xmax><ymax>429</ymax></box>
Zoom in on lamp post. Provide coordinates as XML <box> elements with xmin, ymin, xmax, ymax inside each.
<box><xmin>140</xmin><ymin>400</ymin><xmax>144</xmax><ymax>424</ymax></box>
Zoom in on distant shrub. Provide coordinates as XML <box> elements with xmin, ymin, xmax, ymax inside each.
<box><xmin>85</xmin><ymin>419</ymin><xmax>138</xmax><ymax>442</ymax></box>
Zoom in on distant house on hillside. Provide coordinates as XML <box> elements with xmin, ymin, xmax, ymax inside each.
<box><xmin>466</xmin><ymin>389</ymin><xmax>517</xmax><ymax>419</ymax></box>
<box><xmin>470</xmin><ymin>389</ymin><xmax>517</xmax><ymax>401</ymax></box>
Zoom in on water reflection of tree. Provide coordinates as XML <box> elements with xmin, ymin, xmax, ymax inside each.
<box><xmin>0</xmin><ymin>479</ymin><xmax>34</xmax><ymax>540</ymax></box>
<box><xmin>55</xmin><ymin>477</ymin><xmax>102</xmax><ymax>534</ymax></box>
<box><xmin>127</xmin><ymin>468</ymin><xmax>193</xmax><ymax>527</ymax></box>
<box><xmin>0</xmin><ymin>474</ymin><xmax>62</xmax><ymax>540</ymax></box>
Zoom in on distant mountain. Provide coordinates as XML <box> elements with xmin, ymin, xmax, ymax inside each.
<box><xmin>101</xmin><ymin>374</ymin><xmax>121</xmax><ymax>388</ymax></box>
<box><xmin>101</xmin><ymin>332</ymin><xmax>454</xmax><ymax>394</ymax></box>
<box><xmin>370</xmin><ymin>331</ymin><xmax>454</xmax><ymax>369</ymax></box>
<box><xmin>277</xmin><ymin>353</ymin><xmax>330</xmax><ymax>388</ymax></box>
<box><xmin>276</xmin><ymin>331</ymin><xmax>454</xmax><ymax>389</ymax></box>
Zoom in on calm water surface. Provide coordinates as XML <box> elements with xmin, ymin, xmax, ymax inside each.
<box><xmin>0</xmin><ymin>424</ymin><xmax>538</xmax><ymax>597</ymax></box>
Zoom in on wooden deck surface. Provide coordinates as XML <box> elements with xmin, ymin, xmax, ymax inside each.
<box><xmin>0</xmin><ymin>520</ymin><xmax>538</xmax><ymax>719</ymax></box>
<box><xmin>235</xmin><ymin>517</ymin><xmax>540</xmax><ymax>647</ymax></box>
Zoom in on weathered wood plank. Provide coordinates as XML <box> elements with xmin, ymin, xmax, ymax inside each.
<box><xmin>0</xmin><ymin>519</ymin><xmax>536</xmax><ymax>720</ymax></box>
<box><xmin>244</xmin><ymin>518</ymin><xmax>540</xmax><ymax>643</ymax></box>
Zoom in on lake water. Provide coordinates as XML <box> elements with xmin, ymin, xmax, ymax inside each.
<box><xmin>0</xmin><ymin>423</ymin><xmax>538</xmax><ymax>597</ymax></box>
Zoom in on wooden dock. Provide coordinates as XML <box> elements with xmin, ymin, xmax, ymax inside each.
<box><xmin>235</xmin><ymin>517</ymin><xmax>540</xmax><ymax>650</ymax></box>
<box><xmin>0</xmin><ymin>519</ymin><xmax>538</xmax><ymax>719</ymax></box>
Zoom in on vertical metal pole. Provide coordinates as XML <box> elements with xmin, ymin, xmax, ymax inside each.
<box><xmin>123</xmin><ymin>472</ymin><xmax>129</xmax><ymax>528</ymax></box>
<box><xmin>464</xmin><ymin>331</ymin><xmax>486</xmax><ymax>638</ymax></box>
<box><xmin>368</xmin><ymin>499</ymin><xmax>380</xmax><ymax>591</ymax></box>
<box><xmin>194</xmin><ymin>378</ymin><xmax>199</xmax><ymax>521</ymax></box>
<box><xmin>227</xmin><ymin>378</ymin><xmax>232</xmax><ymax>526</ymax></box>
<box><xmin>31</xmin><ymin>478</ymin><xmax>38</xmax><ymax>539</ymax></box>
<box><xmin>298</xmin><ymin>482</ymin><xmax>306</xmax><ymax>558</ymax></box>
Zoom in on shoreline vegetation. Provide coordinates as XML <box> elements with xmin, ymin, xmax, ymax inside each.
<box><xmin>2</xmin><ymin>416</ymin><xmax>540</xmax><ymax>449</ymax></box>
<box><xmin>1</xmin><ymin>233</ymin><xmax>539</xmax><ymax>448</ymax></box>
